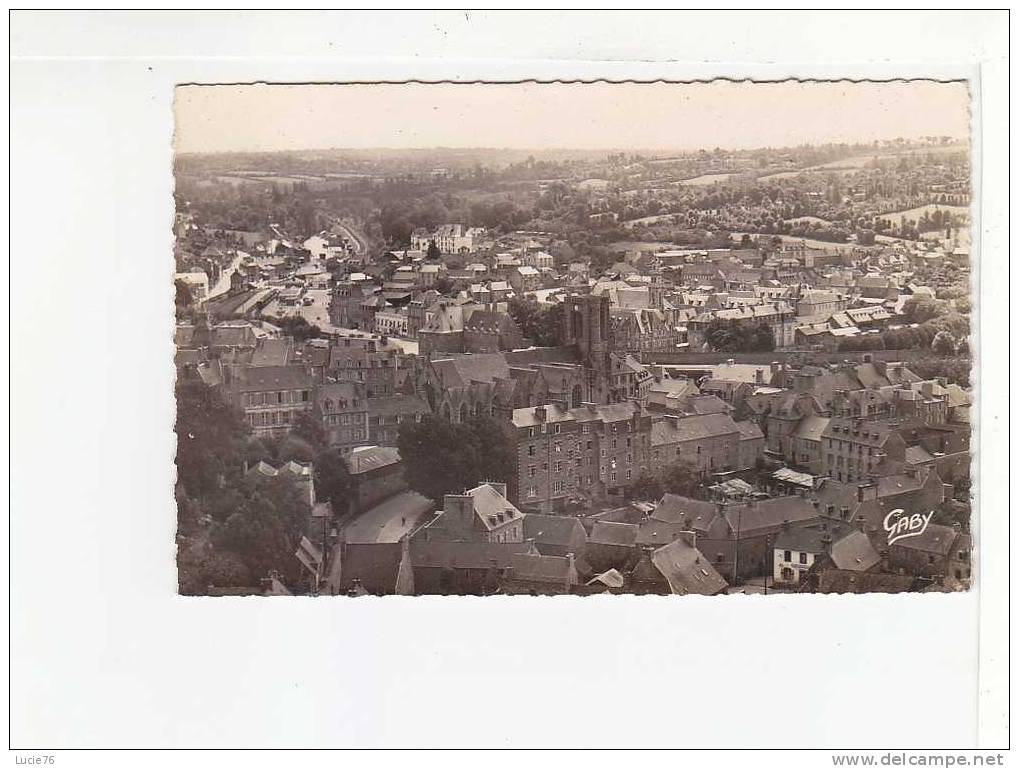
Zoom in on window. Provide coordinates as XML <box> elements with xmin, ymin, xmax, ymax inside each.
<box><xmin>798</xmin><ymin>552</ymin><xmax>808</xmax><ymax>565</ymax></box>
<box><xmin>553</xmin><ymin>424</ymin><xmax>561</xmax><ymax>435</ymax></box>
<box><xmin>526</xmin><ymin>486</ymin><xmax>537</xmax><ymax>498</ymax></box>
<box><xmin>554</xmin><ymin>442</ymin><xmax>561</xmax><ymax>453</ymax></box>
<box><xmin>554</xmin><ymin>462</ymin><xmax>562</xmax><ymax>473</ymax></box>
<box><xmin>784</xmin><ymin>550</ymin><xmax>792</xmax><ymax>562</ymax></box>
<box><xmin>626</xmin><ymin>469</ymin><xmax>632</xmax><ymax>480</ymax></box>
<box><xmin>527</xmin><ymin>445</ymin><xmax>536</xmax><ymax>457</ymax></box>
<box><xmin>553</xmin><ymin>480</ymin><xmax>564</xmax><ymax>493</ymax></box>
<box><xmin>610</xmin><ymin>471</ymin><xmax>617</xmax><ymax>482</ymax></box>
<box><xmin>528</xmin><ymin>465</ymin><xmax>536</xmax><ymax>478</ymax></box>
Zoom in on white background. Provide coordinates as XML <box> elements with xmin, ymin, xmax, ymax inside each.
<box><xmin>7</xmin><ymin>10</ymin><xmax>1011</xmax><ymax>756</ymax></box>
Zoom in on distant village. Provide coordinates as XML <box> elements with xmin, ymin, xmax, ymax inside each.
<box><xmin>174</xmin><ymin>141</ymin><xmax>973</xmax><ymax>598</ymax></box>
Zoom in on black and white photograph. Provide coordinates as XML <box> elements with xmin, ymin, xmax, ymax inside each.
<box><xmin>9</xmin><ymin>10</ymin><xmax>1010</xmax><ymax>758</ymax></box>
<box><xmin>173</xmin><ymin>81</ymin><xmax>975</xmax><ymax>599</ymax></box>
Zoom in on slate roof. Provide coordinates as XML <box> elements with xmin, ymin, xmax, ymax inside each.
<box><xmin>346</xmin><ymin>446</ymin><xmax>401</xmax><ymax>475</ymax></box>
<box><xmin>589</xmin><ymin>521</ymin><xmax>639</xmax><ymax>548</ymax></box>
<box><xmin>231</xmin><ymin>365</ymin><xmax>312</xmax><ymax>393</ymax></box>
<box><xmin>523</xmin><ymin>514</ymin><xmax>587</xmax><ymax>550</ymax></box>
<box><xmin>338</xmin><ymin>543</ymin><xmax>405</xmax><ymax>595</ymax></box>
<box><xmin>651</xmin><ymin>495</ymin><xmax>719</xmax><ymax>529</ymax></box>
<box><xmin>890</xmin><ymin>523</ymin><xmax>962</xmax><ymax>556</ymax></box>
<box><xmin>368</xmin><ymin>394</ymin><xmax>431</xmax><ymax>418</ymax></box>
<box><xmin>509</xmin><ymin>553</ymin><xmax>574</xmax><ymax>583</ymax></box>
<box><xmin>829</xmin><ymin>530</ymin><xmax>881</xmax><ymax>571</ymax></box>
<box><xmin>432</xmin><ymin>353</ymin><xmax>512</xmax><ymax>389</ymax></box>
<box><xmin>651</xmin><ymin>413</ymin><xmax>741</xmax><ymax>447</ymax></box>
<box><xmin>409</xmin><ymin>540</ymin><xmax>530</xmax><ymax>570</ymax></box>
<box><xmin>650</xmin><ymin>539</ymin><xmax>728</xmax><ymax>596</ymax></box>
<box><xmin>815</xmin><ymin>570</ymin><xmax>917</xmax><ymax>594</ymax></box>
<box><xmin>774</xmin><ymin>519</ymin><xmax>858</xmax><ymax>555</ymax></box>
<box><xmin>723</xmin><ymin>496</ymin><xmax>820</xmax><ymax>535</ymax></box>
<box><xmin>467</xmin><ymin>484</ymin><xmax>524</xmax><ymax>532</ymax></box>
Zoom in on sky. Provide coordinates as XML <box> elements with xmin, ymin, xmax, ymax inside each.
<box><xmin>174</xmin><ymin>80</ymin><xmax>970</xmax><ymax>155</ymax></box>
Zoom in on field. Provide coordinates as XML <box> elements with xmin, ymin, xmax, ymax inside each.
<box><xmin>679</xmin><ymin>172</ymin><xmax>739</xmax><ymax>186</ymax></box>
<box><xmin>881</xmin><ymin>204</ymin><xmax>970</xmax><ymax>222</ymax></box>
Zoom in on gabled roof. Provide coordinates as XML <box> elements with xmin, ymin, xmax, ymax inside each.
<box><xmin>523</xmin><ymin>514</ymin><xmax>587</xmax><ymax>549</ymax></box>
<box><xmin>432</xmin><ymin>353</ymin><xmax>512</xmax><ymax>389</ymax></box>
<box><xmin>346</xmin><ymin>446</ymin><xmax>401</xmax><ymax>475</ymax></box>
<box><xmin>467</xmin><ymin>484</ymin><xmax>524</xmax><ymax>531</ymax></box>
<box><xmin>651</xmin><ymin>495</ymin><xmax>719</xmax><ymax>530</ymax></box>
<box><xmin>231</xmin><ymin>365</ymin><xmax>312</xmax><ymax>393</ymax></box>
<box><xmin>509</xmin><ymin>553</ymin><xmax>575</xmax><ymax>584</ymax></box>
<box><xmin>829</xmin><ymin>530</ymin><xmax>881</xmax><ymax>571</ymax></box>
<box><xmin>589</xmin><ymin>521</ymin><xmax>639</xmax><ymax>548</ymax></box>
<box><xmin>650</xmin><ymin>539</ymin><xmax>728</xmax><ymax>596</ymax></box>
<box><xmin>724</xmin><ymin>496</ymin><xmax>820</xmax><ymax>536</ymax></box>
<box><xmin>651</xmin><ymin>413</ymin><xmax>741</xmax><ymax>446</ymax></box>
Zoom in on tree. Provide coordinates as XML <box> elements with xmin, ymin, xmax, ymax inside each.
<box><xmin>661</xmin><ymin>460</ymin><xmax>703</xmax><ymax>498</ymax></box>
<box><xmin>313</xmin><ymin>449</ymin><xmax>353</xmax><ymax>515</ymax></box>
<box><xmin>432</xmin><ymin>276</ymin><xmax>454</xmax><ymax>295</ymax></box>
<box><xmin>932</xmin><ymin>330</ymin><xmax>957</xmax><ymax>355</ymax></box>
<box><xmin>175</xmin><ymin>279</ymin><xmax>194</xmax><ymax>310</ymax></box>
<box><xmin>704</xmin><ymin>319</ymin><xmax>775</xmax><ymax>353</ymax></box>
<box><xmin>178</xmin><ymin>544</ymin><xmax>252</xmax><ymax>595</ymax></box>
<box><xmin>901</xmin><ymin>296</ymin><xmax>949</xmax><ymax>324</ymax></box>
<box><xmin>426</xmin><ymin>239</ymin><xmax>442</xmax><ymax>261</ymax></box>
<box><xmin>507</xmin><ymin>298</ymin><xmax>563</xmax><ymax>347</ymax></box>
<box><xmin>397</xmin><ymin>415</ymin><xmax>514</xmax><ymax>502</ymax></box>
<box><xmin>627</xmin><ymin>473</ymin><xmax>663</xmax><ymax>502</ymax></box>
<box><xmin>175</xmin><ymin>380</ymin><xmax>250</xmax><ymax>499</ymax></box>
<box><xmin>276</xmin><ymin>315</ymin><xmax>322</xmax><ymax>343</ymax></box>
<box><xmin>292</xmin><ymin>410</ymin><xmax>326</xmax><ymax>449</ymax></box>
<box><xmin>211</xmin><ymin>474</ymin><xmax>310</xmax><ymax>583</ymax></box>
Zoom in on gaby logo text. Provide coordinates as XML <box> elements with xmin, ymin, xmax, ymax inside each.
<box><xmin>883</xmin><ymin>509</ymin><xmax>935</xmax><ymax>546</ymax></box>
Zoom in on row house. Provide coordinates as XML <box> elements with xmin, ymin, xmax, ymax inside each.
<box><xmin>226</xmin><ymin>365</ymin><xmax>314</xmax><ymax>437</ymax></box>
<box><xmin>650</xmin><ymin>412</ymin><xmax>762</xmax><ymax>477</ymax></box>
<box><xmin>315</xmin><ymin>382</ymin><xmax>370</xmax><ymax>454</ymax></box>
<box><xmin>326</xmin><ymin>336</ymin><xmax>410</xmax><ymax>398</ymax></box>
<box><xmin>508</xmin><ymin>401</ymin><xmax>653</xmax><ymax>513</ymax></box>
<box><xmin>820</xmin><ymin>417</ymin><xmax>908</xmax><ymax>484</ymax></box>
<box><xmin>367</xmin><ymin>394</ymin><xmax>431</xmax><ymax>447</ymax></box>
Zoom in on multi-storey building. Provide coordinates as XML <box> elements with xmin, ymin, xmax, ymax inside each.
<box><xmin>820</xmin><ymin>417</ymin><xmax>908</xmax><ymax>483</ymax></box>
<box><xmin>226</xmin><ymin>365</ymin><xmax>314</xmax><ymax>437</ymax></box>
<box><xmin>508</xmin><ymin>401</ymin><xmax>652</xmax><ymax>513</ymax></box>
<box><xmin>326</xmin><ymin>336</ymin><xmax>410</xmax><ymax>398</ymax></box>
<box><xmin>650</xmin><ymin>412</ymin><xmax>763</xmax><ymax>477</ymax></box>
<box><xmin>315</xmin><ymin>382</ymin><xmax>370</xmax><ymax>454</ymax></box>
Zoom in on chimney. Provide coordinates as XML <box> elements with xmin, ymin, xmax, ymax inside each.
<box><xmin>770</xmin><ymin>361</ymin><xmax>780</xmax><ymax>376</ymax></box>
<box><xmin>862</xmin><ymin>353</ymin><xmax>873</xmax><ymax>363</ymax></box>
<box><xmin>534</xmin><ymin>405</ymin><xmax>547</xmax><ymax>423</ymax></box>
<box><xmin>755</xmin><ymin>368</ymin><xmax>764</xmax><ymax>385</ymax></box>
<box><xmin>858</xmin><ymin>481</ymin><xmax>877</xmax><ymax>502</ymax></box>
<box><xmin>442</xmin><ymin>493</ymin><xmax>476</xmax><ymax>541</ymax></box>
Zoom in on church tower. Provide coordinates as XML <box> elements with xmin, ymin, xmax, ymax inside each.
<box><xmin>562</xmin><ymin>293</ymin><xmax>615</xmax><ymax>401</ymax></box>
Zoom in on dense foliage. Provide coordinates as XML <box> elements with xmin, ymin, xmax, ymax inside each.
<box><xmin>507</xmin><ymin>297</ymin><xmax>564</xmax><ymax>347</ymax></box>
<box><xmin>704</xmin><ymin>319</ymin><xmax>776</xmax><ymax>353</ymax></box>
<box><xmin>397</xmin><ymin>415</ymin><xmax>515</xmax><ymax>502</ymax></box>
